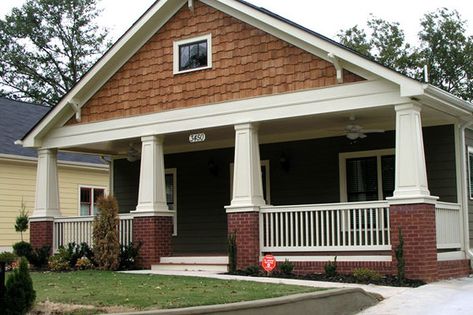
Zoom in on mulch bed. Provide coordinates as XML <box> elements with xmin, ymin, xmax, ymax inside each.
<box><xmin>229</xmin><ymin>271</ymin><xmax>425</xmax><ymax>288</ymax></box>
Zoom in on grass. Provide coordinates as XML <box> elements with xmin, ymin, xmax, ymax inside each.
<box><xmin>31</xmin><ymin>270</ymin><xmax>321</xmax><ymax>312</ymax></box>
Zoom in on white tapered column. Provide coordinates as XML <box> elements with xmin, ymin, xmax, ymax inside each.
<box><xmin>227</xmin><ymin>123</ymin><xmax>265</xmax><ymax>212</ymax></box>
<box><xmin>32</xmin><ymin>148</ymin><xmax>60</xmax><ymax>219</ymax></box>
<box><xmin>134</xmin><ymin>135</ymin><xmax>172</xmax><ymax>215</ymax></box>
<box><xmin>389</xmin><ymin>104</ymin><xmax>436</xmax><ymax>203</ymax></box>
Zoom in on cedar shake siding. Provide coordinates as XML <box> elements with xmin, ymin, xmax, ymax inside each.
<box><xmin>69</xmin><ymin>1</ymin><xmax>363</xmax><ymax>125</ymax></box>
<box><xmin>113</xmin><ymin>125</ymin><xmax>456</xmax><ymax>253</ymax></box>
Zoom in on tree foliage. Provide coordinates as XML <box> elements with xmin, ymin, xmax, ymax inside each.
<box><xmin>0</xmin><ymin>0</ymin><xmax>110</xmax><ymax>106</ymax></box>
<box><xmin>4</xmin><ymin>257</ymin><xmax>36</xmax><ymax>315</ymax></box>
<box><xmin>338</xmin><ymin>9</ymin><xmax>473</xmax><ymax>101</ymax></box>
<box><xmin>14</xmin><ymin>201</ymin><xmax>29</xmax><ymax>242</ymax></box>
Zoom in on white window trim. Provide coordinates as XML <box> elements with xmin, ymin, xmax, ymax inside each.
<box><xmin>173</xmin><ymin>33</ymin><xmax>212</xmax><ymax>75</ymax></box>
<box><xmin>165</xmin><ymin>168</ymin><xmax>178</xmax><ymax>235</ymax></box>
<box><xmin>468</xmin><ymin>147</ymin><xmax>473</xmax><ymax>200</ymax></box>
<box><xmin>339</xmin><ymin>149</ymin><xmax>395</xmax><ymax>202</ymax></box>
<box><xmin>230</xmin><ymin>160</ymin><xmax>271</xmax><ymax>205</ymax></box>
<box><xmin>77</xmin><ymin>185</ymin><xmax>108</xmax><ymax>216</ymax></box>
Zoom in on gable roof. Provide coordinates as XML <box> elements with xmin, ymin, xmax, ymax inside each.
<box><xmin>0</xmin><ymin>97</ymin><xmax>105</xmax><ymax>165</ymax></box>
<box><xmin>21</xmin><ymin>0</ymin><xmax>473</xmax><ymax>147</ymax></box>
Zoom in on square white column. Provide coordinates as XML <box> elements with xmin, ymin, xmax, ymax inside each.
<box><xmin>32</xmin><ymin>148</ymin><xmax>61</xmax><ymax>219</ymax></box>
<box><xmin>389</xmin><ymin>103</ymin><xmax>437</xmax><ymax>204</ymax></box>
<box><xmin>133</xmin><ymin>135</ymin><xmax>173</xmax><ymax>216</ymax></box>
<box><xmin>226</xmin><ymin>123</ymin><xmax>265</xmax><ymax>212</ymax></box>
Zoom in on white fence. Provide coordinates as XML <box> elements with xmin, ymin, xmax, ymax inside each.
<box><xmin>260</xmin><ymin>201</ymin><xmax>391</xmax><ymax>253</ymax></box>
<box><xmin>435</xmin><ymin>202</ymin><xmax>462</xmax><ymax>250</ymax></box>
<box><xmin>53</xmin><ymin>214</ymin><xmax>133</xmax><ymax>252</ymax></box>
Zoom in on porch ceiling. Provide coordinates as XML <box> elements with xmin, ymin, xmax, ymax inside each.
<box><xmin>61</xmin><ymin>105</ymin><xmax>455</xmax><ymax>156</ymax></box>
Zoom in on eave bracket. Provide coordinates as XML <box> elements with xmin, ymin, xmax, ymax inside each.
<box><xmin>327</xmin><ymin>52</ymin><xmax>344</xmax><ymax>84</ymax></box>
<box><xmin>67</xmin><ymin>99</ymin><xmax>81</xmax><ymax>122</ymax></box>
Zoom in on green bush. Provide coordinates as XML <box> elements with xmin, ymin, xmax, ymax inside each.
<box><xmin>119</xmin><ymin>242</ymin><xmax>142</xmax><ymax>270</ymax></box>
<box><xmin>4</xmin><ymin>257</ymin><xmax>36</xmax><ymax>315</ymax></box>
<box><xmin>92</xmin><ymin>195</ymin><xmax>120</xmax><ymax>270</ymax></box>
<box><xmin>28</xmin><ymin>245</ymin><xmax>51</xmax><ymax>269</ymax></box>
<box><xmin>324</xmin><ymin>256</ymin><xmax>337</xmax><ymax>277</ymax></box>
<box><xmin>279</xmin><ymin>259</ymin><xmax>294</xmax><ymax>275</ymax></box>
<box><xmin>12</xmin><ymin>242</ymin><xmax>32</xmax><ymax>258</ymax></box>
<box><xmin>0</xmin><ymin>252</ymin><xmax>17</xmax><ymax>264</ymax></box>
<box><xmin>243</xmin><ymin>265</ymin><xmax>261</xmax><ymax>276</ymax></box>
<box><xmin>47</xmin><ymin>254</ymin><xmax>71</xmax><ymax>272</ymax></box>
<box><xmin>14</xmin><ymin>201</ymin><xmax>29</xmax><ymax>242</ymax></box>
<box><xmin>353</xmin><ymin>268</ymin><xmax>382</xmax><ymax>283</ymax></box>
<box><xmin>227</xmin><ymin>232</ymin><xmax>237</xmax><ymax>274</ymax></box>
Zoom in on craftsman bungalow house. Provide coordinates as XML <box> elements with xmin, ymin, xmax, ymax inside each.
<box><xmin>20</xmin><ymin>0</ymin><xmax>473</xmax><ymax>281</ymax></box>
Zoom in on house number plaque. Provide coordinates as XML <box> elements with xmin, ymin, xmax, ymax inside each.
<box><xmin>189</xmin><ymin>133</ymin><xmax>206</xmax><ymax>143</ymax></box>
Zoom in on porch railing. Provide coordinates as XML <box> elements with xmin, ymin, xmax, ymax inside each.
<box><xmin>435</xmin><ymin>201</ymin><xmax>462</xmax><ymax>250</ymax></box>
<box><xmin>260</xmin><ymin>201</ymin><xmax>391</xmax><ymax>253</ymax></box>
<box><xmin>53</xmin><ymin>214</ymin><xmax>133</xmax><ymax>252</ymax></box>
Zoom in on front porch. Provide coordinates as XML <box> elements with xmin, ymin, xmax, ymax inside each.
<box><xmin>30</xmin><ymin>102</ymin><xmax>471</xmax><ymax>282</ymax></box>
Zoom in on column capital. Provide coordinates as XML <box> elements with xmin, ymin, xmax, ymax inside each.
<box><xmin>141</xmin><ymin>134</ymin><xmax>164</xmax><ymax>143</ymax></box>
<box><xmin>394</xmin><ymin>103</ymin><xmax>421</xmax><ymax>112</ymax></box>
<box><xmin>234</xmin><ymin>122</ymin><xmax>259</xmax><ymax>131</ymax></box>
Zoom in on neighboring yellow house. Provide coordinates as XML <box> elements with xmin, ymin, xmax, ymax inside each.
<box><xmin>0</xmin><ymin>97</ymin><xmax>109</xmax><ymax>251</ymax></box>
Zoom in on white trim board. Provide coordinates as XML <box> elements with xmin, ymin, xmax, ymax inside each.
<box><xmin>268</xmin><ymin>255</ymin><xmax>392</xmax><ymax>262</ymax></box>
<box><xmin>41</xmin><ymin>81</ymin><xmax>405</xmax><ymax>149</ymax></box>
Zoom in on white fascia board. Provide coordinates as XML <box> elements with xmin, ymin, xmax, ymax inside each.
<box><xmin>422</xmin><ymin>85</ymin><xmax>473</xmax><ymax>115</ymax></box>
<box><xmin>202</xmin><ymin>0</ymin><xmax>423</xmax><ymax>96</ymax></box>
<box><xmin>22</xmin><ymin>0</ymin><xmax>187</xmax><ymax>148</ymax></box>
<box><xmin>41</xmin><ymin>80</ymin><xmax>405</xmax><ymax>149</ymax></box>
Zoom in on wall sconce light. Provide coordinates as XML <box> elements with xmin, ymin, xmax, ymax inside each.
<box><xmin>208</xmin><ymin>159</ymin><xmax>219</xmax><ymax>176</ymax></box>
<box><xmin>280</xmin><ymin>152</ymin><xmax>290</xmax><ymax>172</ymax></box>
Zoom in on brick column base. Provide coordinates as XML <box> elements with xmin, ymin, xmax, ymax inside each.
<box><xmin>30</xmin><ymin>220</ymin><xmax>54</xmax><ymax>251</ymax></box>
<box><xmin>227</xmin><ymin>212</ymin><xmax>259</xmax><ymax>270</ymax></box>
<box><xmin>390</xmin><ymin>203</ymin><xmax>438</xmax><ymax>282</ymax></box>
<box><xmin>132</xmin><ymin>216</ymin><xmax>172</xmax><ymax>268</ymax></box>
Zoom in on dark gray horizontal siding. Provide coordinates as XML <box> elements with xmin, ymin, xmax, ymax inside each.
<box><xmin>112</xmin><ymin>124</ymin><xmax>456</xmax><ymax>254</ymax></box>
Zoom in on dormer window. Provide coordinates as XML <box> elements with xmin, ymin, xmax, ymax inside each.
<box><xmin>173</xmin><ymin>34</ymin><xmax>212</xmax><ymax>74</ymax></box>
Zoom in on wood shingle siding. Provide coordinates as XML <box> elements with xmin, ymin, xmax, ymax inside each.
<box><xmin>70</xmin><ymin>1</ymin><xmax>363</xmax><ymax>125</ymax></box>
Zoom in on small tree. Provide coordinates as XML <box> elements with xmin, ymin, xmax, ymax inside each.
<box><xmin>227</xmin><ymin>232</ymin><xmax>237</xmax><ymax>273</ymax></box>
<box><xmin>4</xmin><ymin>257</ymin><xmax>36</xmax><ymax>315</ymax></box>
<box><xmin>92</xmin><ymin>195</ymin><xmax>120</xmax><ymax>270</ymax></box>
<box><xmin>15</xmin><ymin>201</ymin><xmax>29</xmax><ymax>242</ymax></box>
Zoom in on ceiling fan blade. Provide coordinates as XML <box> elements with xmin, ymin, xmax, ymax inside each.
<box><xmin>363</xmin><ymin>129</ymin><xmax>385</xmax><ymax>133</ymax></box>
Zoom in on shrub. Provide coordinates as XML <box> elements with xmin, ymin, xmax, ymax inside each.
<box><xmin>4</xmin><ymin>257</ymin><xmax>36</xmax><ymax>315</ymax></box>
<box><xmin>395</xmin><ymin>228</ymin><xmax>405</xmax><ymax>283</ymax></box>
<box><xmin>244</xmin><ymin>265</ymin><xmax>261</xmax><ymax>276</ymax></box>
<box><xmin>62</xmin><ymin>242</ymin><xmax>95</xmax><ymax>268</ymax></box>
<box><xmin>28</xmin><ymin>245</ymin><xmax>51</xmax><ymax>269</ymax></box>
<box><xmin>92</xmin><ymin>195</ymin><xmax>120</xmax><ymax>270</ymax></box>
<box><xmin>119</xmin><ymin>242</ymin><xmax>142</xmax><ymax>270</ymax></box>
<box><xmin>12</xmin><ymin>242</ymin><xmax>32</xmax><ymax>259</ymax></box>
<box><xmin>227</xmin><ymin>232</ymin><xmax>237</xmax><ymax>274</ymax></box>
<box><xmin>353</xmin><ymin>268</ymin><xmax>382</xmax><ymax>283</ymax></box>
<box><xmin>279</xmin><ymin>259</ymin><xmax>295</xmax><ymax>275</ymax></box>
<box><xmin>75</xmin><ymin>257</ymin><xmax>94</xmax><ymax>270</ymax></box>
<box><xmin>0</xmin><ymin>252</ymin><xmax>17</xmax><ymax>265</ymax></box>
<box><xmin>324</xmin><ymin>256</ymin><xmax>337</xmax><ymax>277</ymax></box>
<box><xmin>47</xmin><ymin>254</ymin><xmax>70</xmax><ymax>272</ymax></box>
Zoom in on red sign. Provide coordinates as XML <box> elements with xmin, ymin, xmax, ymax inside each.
<box><xmin>261</xmin><ymin>254</ymin><xmax>276</xmax><ymax>272</ymax></box>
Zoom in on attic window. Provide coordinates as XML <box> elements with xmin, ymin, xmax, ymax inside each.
<box><xmin>173</xmin><ymin>34</ymin><xmax>212</xmax><ymax>74</ymax></box>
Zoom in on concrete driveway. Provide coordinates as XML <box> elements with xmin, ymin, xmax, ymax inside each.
<box><xmin>359</xmin><ymin>277</ymin><xmax>473</xmax><ymax>315</ymax></box>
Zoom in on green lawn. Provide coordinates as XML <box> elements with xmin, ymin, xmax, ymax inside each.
<box><xmin>31</xmin><ymin>271</ymin><xmax>321</xmax><ymax>313</ymax></box>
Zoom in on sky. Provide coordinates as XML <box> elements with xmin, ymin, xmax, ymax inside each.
<box><xmin>0</xmin><ymin>0</ymin><xmax>472</xmax><ymax>45</ymax></box>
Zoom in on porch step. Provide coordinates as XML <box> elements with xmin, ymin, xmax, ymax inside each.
<box><xmin>152</xmin><ymin>256</ymin><xmax>228</xmax><ymax>272</ymax></box>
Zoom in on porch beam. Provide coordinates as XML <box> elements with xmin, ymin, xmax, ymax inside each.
<box><xmin>133</xmin><ymin>135</ymin><xmax>172</xmax><ymax>216</ymax></box>
<box><xmin>227</xmin><ymin>123</ymin><xmax>265</xmax><ymax>211</ymax></box>
<box><xmin>31</xmin><ymin>148</ymin><xmax>61</xmax><ymax>219</ymax></box>
<box><xmin>389</xmin><ymin>103</ymin><xmax>437</xmax><ymax>204</ymax></box>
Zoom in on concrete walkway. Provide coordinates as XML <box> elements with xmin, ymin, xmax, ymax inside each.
<box><xmin>359</xmin><ymin>277</ymin><xmax>473</xmax><ymax>315</ymax></box>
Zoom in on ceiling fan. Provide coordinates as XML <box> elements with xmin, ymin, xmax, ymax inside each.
<box><xmin>126</xmin><ymin>143</ymin><xmax>141</xmax><ymax>162</ymax></box>
<box><xmin>344</xmin><ymin>116</ymin><xmax>384</xmax><ymax>140</ymax></box>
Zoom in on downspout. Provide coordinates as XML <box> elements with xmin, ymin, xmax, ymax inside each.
<box><xmin>458</xmin><ymin>121</ymin><xmax>473</xmax><ymax>262</ymax></box>
<box><xmin>100</xmin><ymin>155</ymin><xmax>113</xmax><ymax>195</ymax></box>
